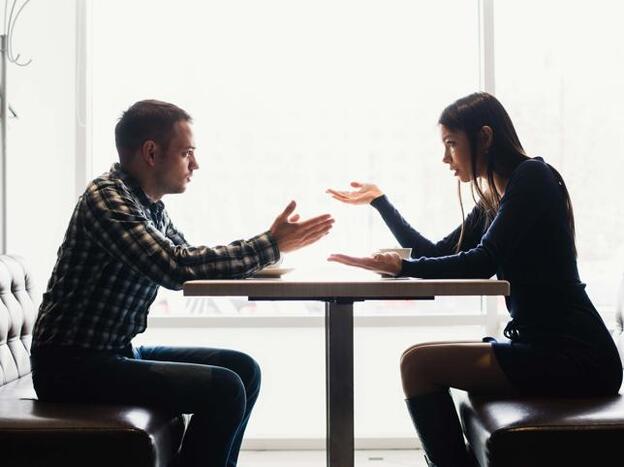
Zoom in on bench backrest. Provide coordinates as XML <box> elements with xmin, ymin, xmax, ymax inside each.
<box><xmin>0</xmin><ymin>255</ymin><xmax>38</xmax><ymax>387</ymax></box>
<box><xmin>616</xmin><ymin>274</ymin><xmax>624</xmax><ymax>368</ymax></box>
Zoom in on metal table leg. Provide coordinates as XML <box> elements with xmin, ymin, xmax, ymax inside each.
<box><xmin>325</xmin><ymin>299</ymin><xmax>354</xmax><ymax>467</ymax></box>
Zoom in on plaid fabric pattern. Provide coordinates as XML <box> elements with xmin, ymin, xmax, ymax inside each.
<box><xmin>33</xmin><ymin>164</ymin><xmax>279</xmax><ymax>351</ymax></box>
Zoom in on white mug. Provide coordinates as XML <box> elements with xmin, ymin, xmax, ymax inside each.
<box><xmin>375</xmin><ymin>247</ymin><xmax>412</xmax><ymax>259</ymax></box>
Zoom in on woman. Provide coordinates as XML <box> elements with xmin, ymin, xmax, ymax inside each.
<box><xmin>326</xmin><ymin>92</ymin><xmax>622</xmax><ymax>467</ymax></box>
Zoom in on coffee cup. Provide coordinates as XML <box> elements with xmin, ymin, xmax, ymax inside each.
<box><xmin>375</xmin><ymin>247</ymin><xmax>412</xmax><ymax>259</ymax></box>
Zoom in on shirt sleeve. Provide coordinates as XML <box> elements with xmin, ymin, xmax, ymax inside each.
<box><xmin>164</xmin><ymin>212</ymin><xmax>190</xmax><ymax>247</ymax></box>
<box><xmin>80</xmin><ymin>183</ymin><xmax>280</xmax><ymax>290</ymax></box>
<box><xmin>399</xmin><ymin>160</ymin><xmax>559</xmax><ymax>279</ymax></box>
<box><xmin>370</xmin><ymin>195</ymin><xmax>486</xmax><ymax>257</ymax></box>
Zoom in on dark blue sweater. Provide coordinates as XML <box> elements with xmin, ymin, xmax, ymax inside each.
<box><xmin>371</xmin><ymin>157</ymin><xmax>614</xmax><ymax>350</ymax></box>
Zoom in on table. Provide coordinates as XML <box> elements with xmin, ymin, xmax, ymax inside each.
<box><xmin>183</xmin><ymin>277</ymin><xmax>509</xmax><ymax>467</ymax></box>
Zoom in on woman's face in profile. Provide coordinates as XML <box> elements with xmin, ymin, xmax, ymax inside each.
<box><xmin>440</xmin><ymin>125</ymin><xmax>474</xmax><ymax>183</ymax></box>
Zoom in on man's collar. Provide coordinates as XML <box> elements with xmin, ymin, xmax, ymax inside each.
<box><xmin>111</xmin><ymin>163</ymin><xmax>164</xmax><ymax>210</ymax></box>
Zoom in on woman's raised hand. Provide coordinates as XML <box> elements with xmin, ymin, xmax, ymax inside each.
<box><xmin>325</xmin><ymin>182</ymin><xmax>383</xmax><ymax>205</ymax></box>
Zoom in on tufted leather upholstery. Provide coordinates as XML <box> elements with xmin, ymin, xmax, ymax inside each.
<box><xmin>0</xmin><ymin>255</ymin><xmax>36</xmax><ymax>386</ymax></box>
<box><xmin>456</xmin><ymin>275</ymin><xmax>624</xmax><ymax>466</ymax></box>
<box><xmin>0</xmin><ymin>255</ymin><xmax>186</xmax><ymax>467</ymax></box>
<box><xmin>614</xmin><ymin>274</ymin><xmax>624</xmax><ymax>363</ymax></box>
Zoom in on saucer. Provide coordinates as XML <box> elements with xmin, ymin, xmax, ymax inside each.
<box><xmin>378</xmin><ymin>273</ymin><xmax>395</xmax><ymax>278</ymax></box>
<box><xmin>252</xmin><ymin>267</ymin><xmax>294</xmax><ymax>279</ymax></box>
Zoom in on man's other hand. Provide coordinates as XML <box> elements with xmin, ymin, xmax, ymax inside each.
<box><xmin>270</xmin><ymin>201</ymin><xmax>334</xmax><ymax>253</ymax></box>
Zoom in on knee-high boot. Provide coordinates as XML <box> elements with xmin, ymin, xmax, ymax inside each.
<box><xmin>405</xmin><ymin>390</ymin><xmax>476</xmax><ymax>467</ymax></box>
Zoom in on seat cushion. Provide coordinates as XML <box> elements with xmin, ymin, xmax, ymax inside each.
<box><xmin>0</xmin><ymin>371</ymin><xmax>37</xmax><ymax>399</ymax></box>
<box><xmin>455</xmin><ymin>389</ymin><xmax>624</xmax><ymax>467</ymax></box>
<box><xmin>0</xmin><ymin>376</ymin><xmax>185</xmax><ymax>467</ymax></box>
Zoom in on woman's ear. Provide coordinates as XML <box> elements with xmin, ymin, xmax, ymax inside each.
<box><xmin>480</xmin><ymin>125</ymin><xmax>493</xmax><ymax>152</ymax></box>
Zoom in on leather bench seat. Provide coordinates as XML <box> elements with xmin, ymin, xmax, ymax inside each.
<box><xmin>456</xmin><ymin>388</ymin><xmax>624</xmax><ymax>466</ymax></box>
<box><xmin>0</xmin><ymin>378</ymin><xmax>186</xmax><ymax>467</ymax></box>
<box><xmin>0</xmin><ymin>255</ymin><xmax>186</xmax><ymax>467</ymax></box>
<box><xmin>456</xmin><ymin>276</ymin><xmax>624</xmax><ymax>467</ymax></box>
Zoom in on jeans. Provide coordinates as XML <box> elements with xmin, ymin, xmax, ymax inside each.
<box><xmin>31</xmin><ymin>345</ymin><xmax>261</xmax><ymax>467</ymax></box>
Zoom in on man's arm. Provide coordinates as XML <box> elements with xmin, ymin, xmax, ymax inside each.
<box><xmin>81</xmin><ymin>185</ymin><xmax>280</xmax><ymax>290</ymax></box>
<box><xmin>164</xmin><ymin>212</ymin><xmax>190</xmax><ymax>247</ymax></box>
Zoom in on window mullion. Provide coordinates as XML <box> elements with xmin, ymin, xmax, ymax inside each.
<box><xmin>478</xmin><ymin>0</ymin><xmax>496</xmax><ymax>94</ymax></box>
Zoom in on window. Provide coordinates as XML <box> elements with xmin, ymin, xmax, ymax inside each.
<box><xmin>495</xmin><ymin>0</ymin><xmax>624</xmax><ymax>318</ymax></box>
<box><xmin>91</xmin><ymin>0</ymin><xmax>482</xmax><ymax>317</ymax></box>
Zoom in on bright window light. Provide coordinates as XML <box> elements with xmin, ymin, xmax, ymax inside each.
<box><xmin>495</xmin><ymin>0</ymin><xmax>624</xmax><ymax>316</ymax></box>
<box><xmin>91</xmin><ymin>1</ymin><xmax>481</xmax><ymax>316</ymax></box>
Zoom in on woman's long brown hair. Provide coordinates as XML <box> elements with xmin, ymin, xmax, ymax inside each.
<box><xmin>438</xmin><ymin>92</ymin><xmax>576</xmax><ymax>256</ymax></box>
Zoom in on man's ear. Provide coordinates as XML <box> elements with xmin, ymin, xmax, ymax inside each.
<box><xmin>141</xmin><ymin>140</ymin><xmax>159</xmax><ymax>167</ymax></box>
<box><xmin>480</xmin><ymin>125</ymin><xmax>493</xmax><ymax>152</ymax></box>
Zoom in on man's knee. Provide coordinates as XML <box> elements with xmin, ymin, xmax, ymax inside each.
<box><xmin>231</xmin><ymin>351</ymin><xmax>262</xmax><ymax>393</ymax></box>
<box><xmin>206</xmin><ymin>368</ymin><xmax>247</xmax><ymax>416</ymax></box>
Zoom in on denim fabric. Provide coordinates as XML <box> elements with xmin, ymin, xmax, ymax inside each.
<box><xmin>31</xmin><ymin>345</ymin><xmax>261</xmax><ymax>467</ymax></box>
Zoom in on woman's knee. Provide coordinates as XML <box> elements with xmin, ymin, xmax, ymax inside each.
<box><xmin>400</xmin><ymin>340</ymin><xmax>481</xmax><ymax>363</ymax></box>
<box><xmin>400</xmin><ymin>345</ymin><xmax>434</xmax><ymax>383</ymax></box>
<box><xmin>400</xmin><ymin>346</ymin><xmax>441</xmax><ymax>397</ymax></box>
<box><xmin>401</xmin><ymin>344</ymin><xmax>471</xmax><ymax>396</ymax></box>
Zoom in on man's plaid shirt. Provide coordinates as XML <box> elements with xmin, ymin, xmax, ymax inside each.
<box><xmin>32</xmin><ymin>164</ymin><xmax>279</xmax><ymax>351</ymax></box>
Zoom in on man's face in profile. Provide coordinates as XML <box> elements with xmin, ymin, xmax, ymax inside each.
<box><xmin>154</xmin><ymin>120</ymin><xmax>198</xmax><ymax>195</ymax></box>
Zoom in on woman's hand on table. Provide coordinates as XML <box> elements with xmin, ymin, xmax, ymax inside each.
<box><xmin>327</xmin><ymin>251</ymin><xmax>403</xmax><ymax>276</ymax></box>
<box><xmin>325</xmin><ymin>181</ymin><xmax>383</xmax><ymax>205</ymax></box>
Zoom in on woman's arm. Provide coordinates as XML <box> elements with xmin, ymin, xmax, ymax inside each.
<box><xmin>399</xmin><ymin>160</ymin><xmax>559</xmax><ymax>278</ymax></box>
<box><xmin>371</xmin><ymin>195</ymin><xmax>486</xmax><ymax>257</ymax></box>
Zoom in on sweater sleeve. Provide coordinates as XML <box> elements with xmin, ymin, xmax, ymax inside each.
<box><xmin>370</xmin><ymin>195</ymin><xmax>486</xmax><ymax>257</ymax></box>
<box><xmin>399</xmin><ymin>160</ymin><xmax>559</xmax><ymax>278</ymax></box>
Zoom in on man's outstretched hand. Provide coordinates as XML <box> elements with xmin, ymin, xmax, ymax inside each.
<box><xmin>270</xmin><ymin>201</ymin><xmax>334</xmax><ymax>253</ymax></box>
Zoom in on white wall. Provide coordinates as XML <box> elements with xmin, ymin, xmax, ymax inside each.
<box><xmin>6</xmin><ymin>0</ymin><xmax>77</xmax><ymax>284</ymax></box>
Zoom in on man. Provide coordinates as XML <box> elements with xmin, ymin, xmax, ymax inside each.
<box><xmin>30</xmin><ymin>100</ymin><xmax>334</xmax><ymax>467</ymax></box>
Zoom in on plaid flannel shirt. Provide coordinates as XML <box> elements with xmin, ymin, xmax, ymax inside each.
<box><xmin>32</xmin><ymin>163</ymin><xmax>279</xmax><ymax>351</ymax></box>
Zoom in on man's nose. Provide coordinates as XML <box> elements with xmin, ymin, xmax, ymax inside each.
<box><xmin>190</xmin><ymin>155</ymin><xmax>199</xmax><ymax>170</ymax></box>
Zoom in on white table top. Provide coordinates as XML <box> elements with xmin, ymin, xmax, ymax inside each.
<box><xmin>183</xmin><ymin>277</ymin><xmax>510</xmax><ymax>299</ymax></box>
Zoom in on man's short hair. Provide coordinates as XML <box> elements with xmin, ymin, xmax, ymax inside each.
<box><xmin>115</xmin><ymin>100</ymin><xmax>192</xmax><ymax>158</ymax></box>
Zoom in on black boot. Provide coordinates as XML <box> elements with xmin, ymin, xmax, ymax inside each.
<box><xmin>405</xmin><ymin>390</ymin><xmax>476</xmax><ymax>467</ymax></box>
